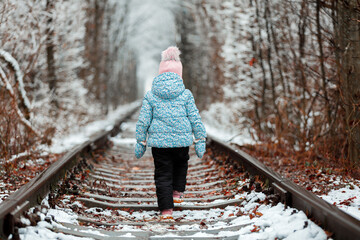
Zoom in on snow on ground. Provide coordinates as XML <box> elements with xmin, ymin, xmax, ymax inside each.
<box><xmin>201</xmin><ymin>102</ymin><xmax>256</xmax><ymax>147</ymax></box>
<box><xmin>0</xmin><ymin>187</ymin><xmax>12</xmax><ymax>205</ymax></box>
<box><xmin>18</xmin><ymin>226</ymin><xmax>92</xmax><ymax>240</ymax></box>
<box><xmin>17</xmin><ymin>196</ymin><xmax>89</xmax><ymax>240</ymax></box>
<box><xmin>17</xmin><ymin>190</ymin><xmax>328</xmax><ymax>239</ymax></box>
<box><xmin>205</xmin><ymin>122</ymin><xmax>255</xmax><ymax>147</ymax></box>
<box><xmin>110</xmin><ymin>137</ymin><xmax>137</xmax><ymax>147</ymax></box>
<box><xmin>320</xmin><ymin>182</ymin><xmax>360</xmax><ymax>221</ymax></box>
<box><xmin>45</xmin><ymin>101</ymin><xmax>140</xmax><ymax>154</ymax></box>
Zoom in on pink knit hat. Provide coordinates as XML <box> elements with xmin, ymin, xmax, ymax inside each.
<box><xmin>158</xmin><ymin>46</ymin><xmax>183</xmax><ymax>78</ymax></box>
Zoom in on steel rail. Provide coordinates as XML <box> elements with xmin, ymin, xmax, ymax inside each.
<box><xmin>1</xmin><ymin>106</ymin><xmax>359</xmax><ymax>240</ymax></box>
<box><xmin>0</xmin><ymin>104</ymin><xmax>140</xmax><ymax>239</ymax></box>
<box><xmin>208</xmin><ymin>134</ymin><xmax>360</xmax><ymax>240</ymax></box>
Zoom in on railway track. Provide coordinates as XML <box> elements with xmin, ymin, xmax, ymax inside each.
<box><xmin>1</xmin><ymin>104</ymin><xmax>360</xmax><ymax>240</ymax></box>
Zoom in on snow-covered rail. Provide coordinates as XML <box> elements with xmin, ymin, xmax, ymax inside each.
<box><xmin>1</xmin><ymin>109</ymin><xmax>359</xmax><ymax>240</ymax></box>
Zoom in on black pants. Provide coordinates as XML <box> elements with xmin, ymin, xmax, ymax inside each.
<box><xmin>152</xmin><ymin>147</ymin><xmax>189</xmax><ymax>210</ymax></box>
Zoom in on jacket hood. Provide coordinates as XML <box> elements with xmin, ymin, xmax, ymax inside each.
<box><xmin>151</xmin><ymin>72</ymin><xmax>185</xmax><ymax>99</ymax></box>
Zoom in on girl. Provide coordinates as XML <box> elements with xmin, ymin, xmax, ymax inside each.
<box><xmin>135</xmin><ymin>46</ymin><xmax>206</xmax><ymax>220</ymax></box>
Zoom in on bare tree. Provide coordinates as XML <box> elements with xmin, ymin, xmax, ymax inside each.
<box><xmin>46</xmin><ymin>0</ymin><xmax>58</xmax><ymax>109</ymax></box>
<box><xmin>179</xmin><ymin>0</ymin><xmax>356</xmax><ymax>166</ymax></box>
<box><xmin>334</xmin><ymin>0</ymin><xmax>360</xmax><ymax>165</ymax></box>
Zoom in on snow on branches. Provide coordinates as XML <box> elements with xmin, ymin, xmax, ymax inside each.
<box><xmin>0</xmin><ymin>50</ymin><xmax>40</xmax><ymax>137</ymax></box>
<box><xmin>0</xmin><ymin>49</ymin><xmax>31</xmax><ymax>111</ymax></box>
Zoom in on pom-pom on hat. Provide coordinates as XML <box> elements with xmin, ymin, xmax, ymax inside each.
<box><xmin>158</xmin><ymin>46</ymin><xmax>183</xmax><ymax>78</ymax></box>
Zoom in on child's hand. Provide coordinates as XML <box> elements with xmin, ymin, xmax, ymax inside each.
<box><xmin>195</xmin><ymin>139</ymin><xmax>206</xmax><ymax>158</ymax></box>
<box><xmin>135</xmin><ymin>142</ymin><xmax>146</xmax><ymax>159</ymax></box>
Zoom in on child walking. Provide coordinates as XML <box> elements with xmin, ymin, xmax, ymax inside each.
<box><xmin>135</xmin><ymin>46</ymin><xmax>206</xmax><ymax>220</ymax></box>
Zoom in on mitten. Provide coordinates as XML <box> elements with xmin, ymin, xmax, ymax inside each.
<box><xmin>195</xmin><ymin>139</ymin><xmax>206</xmax><ymax>158</ymax></box>
<box><xmin>135</xmin><ymin>142</ymin><xmax>146</xmax><ymax>159</ymax></box>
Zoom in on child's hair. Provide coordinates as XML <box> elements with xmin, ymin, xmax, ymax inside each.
<box><xmin>158</xmin><ymin>46</ymin><xmax>183</xmax><ymax>77</ymax></box>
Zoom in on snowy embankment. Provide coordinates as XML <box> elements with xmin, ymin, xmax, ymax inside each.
<box><xmin>0</xmin><ymin>101</ymin><xmax>140</xmax><ymax>164</ymax></box>
<box><xmin>202</xmin><ymin>106</ymin><xmax>255</xmax><ymax>147</ymax></box>
<box><xmin>44</xmin><ymin>101</ymin><xmax>140</xmax><ymax>154</ymax></box>
<box><xmin>0</xmin><ymin>101</ymin><xmax>140</xmax><ymax>205</ymax></box>
<box><xmin>202</xmin><ymin>111</ymin><xmax>360</xmax><ymax>223</ymax></box>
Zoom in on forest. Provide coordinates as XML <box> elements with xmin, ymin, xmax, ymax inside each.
<box><xmin>0</xmin><ymin>1</ymin><xmax>359</xmax><ymax>239</ymax></box>
<box><xmin>179</xmin><ymin>0</ymin><xmax>360</xmax><ymax>171</ymax></box>
<box><xmin>0</xmin><ymin>0</ymin><xmax>359</xmax><ymax>172</ymax></box>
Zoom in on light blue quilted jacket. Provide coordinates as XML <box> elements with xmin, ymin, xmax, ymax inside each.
<box><xmin>136</xmin><ymin>72</ymin><xmax>206</xmax><ymax>148</ymax></box>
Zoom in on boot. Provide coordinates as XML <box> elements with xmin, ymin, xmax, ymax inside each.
<box><xmin>173</xmin><ymin>190</ymin><xmax>184</xmax><ymax>203</ymax></box>
<box><xmin>159</xmin><ymin>208</ymin><xmax>174</xmax><ymax>221</ymax></box>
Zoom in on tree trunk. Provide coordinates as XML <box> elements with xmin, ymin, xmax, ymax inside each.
<box><xmin>94</xmin><ymin>0</ymin><xmax>101</xmax><ymax>101</ymax></box>
<box><xmin>316</xmin><ymin>0</ymin><xmax>331</xmax><ymax>128</ymax></box>
<box><xmin>297</xmin><ymin>0</ymin><xmax>309</xmax><ymax>150</ymax></box>
<box><xmin>255</xmin><ymin>0</ymin><xmax>268</xmax><ymax>119</ymax></box>
<box><xmin>336</xmin><ymin>0</ymin><xmax>360</xmax><ymax>165</ymax></box>
<box><xmin>264</xmin><ymin>0</ymin><xmax>282</xmax><ymax>132</ymax></box>
<box><xmin>46</xmin><ymin>0</ymin><xmax>58</xmax><ymax>109</ymax></box>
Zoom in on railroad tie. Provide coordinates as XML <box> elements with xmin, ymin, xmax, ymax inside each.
<box><xmin>45</xmin><ymin>113</ymin><xmax>250</xmax><ymax>239</ymax></box>
<box><xmin>6</xmin><ymin>109</ymin><xmax>354</xmax><ymax>240</ymax></box>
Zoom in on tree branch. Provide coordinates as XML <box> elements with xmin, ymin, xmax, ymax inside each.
<box><xmin>0</xmin><ymin>66</ymin><xmax>40</xmax><ymax>137</ymax></box>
